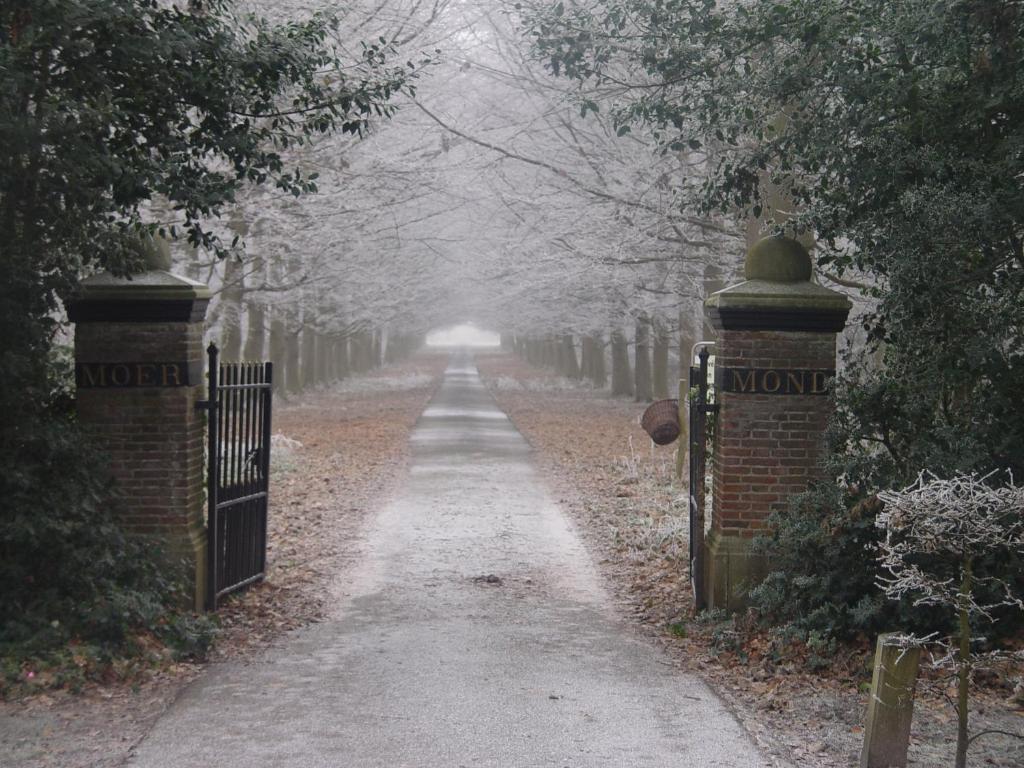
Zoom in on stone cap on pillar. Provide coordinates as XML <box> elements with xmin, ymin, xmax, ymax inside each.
<box><xmin>67</xmin><ymin>270</ymin><xmax>211</xmax><ymax>323</ymax></box>
<box><xmin>706</xmin><ymin>236</ymin><xmax>852</xmax><ymax>332</ymax></box>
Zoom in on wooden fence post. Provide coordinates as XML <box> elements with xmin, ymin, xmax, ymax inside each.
<box><xmin>861</xmin><ymin>633</ymin><xmax>922</xmax><ymax>768</ymax></box>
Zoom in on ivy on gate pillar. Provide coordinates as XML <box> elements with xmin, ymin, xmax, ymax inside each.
<box><xmin>68</xmin><ymin>262</ymin><xmax>211</xmax><ymax>611</ymax></box>
<box><xmin>702</xmin><ymin>236</ymin><xmax>851</xmax><ymax>610</ymax></box>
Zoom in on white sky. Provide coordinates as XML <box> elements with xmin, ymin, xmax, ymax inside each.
<box><xmin>425</xmin><ymin>323</ymin><xmax>501</xmax><ymax>347</ymax></box>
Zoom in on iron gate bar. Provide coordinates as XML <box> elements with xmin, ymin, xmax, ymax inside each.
<box><xmin>204</xmin><ymin>343</ymin><xmax>220</xmax><ymax>611</ymax></box>
<box><xmin>201</xmin><ymin>344</ymin><xmax>273</xmax><ymax>611</ymax></box>
<box><xmin>688</xmin><ymin>345</ymin><xmax>718</xmax><ymax>612</ymax></box>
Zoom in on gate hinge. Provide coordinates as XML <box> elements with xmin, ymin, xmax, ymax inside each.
<box><xmin>195</xmin><ymin>400</ymin><xmax>216</xmax><ymax>412</ymax></box>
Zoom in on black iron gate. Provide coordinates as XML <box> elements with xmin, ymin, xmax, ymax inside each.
<box><xmin>201</xmin><ymin>343</ymin><xmax>273</xmax><ymax>611</ymax></box>
<box><xmin>688</xmin><ymin>346</ymin><xmax>716</xmax><ymax>611</ymax></box>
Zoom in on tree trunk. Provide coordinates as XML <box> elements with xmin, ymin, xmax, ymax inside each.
<box><xmin>679</xmin><ymin>308</ymin><xmax>695</xmax><ymax>381</ymax></box>
<box><xmin>541</xmin><ymin>336</ymin><xmax>556</xmax><ymax>368</ymax></box>
<box><xmin>611</xmin><ymin>329</ymin><xmax>633</xmax><ymax>397</ymax></box>
<box><xmin>388</xmin><ymin>332</ymin><xmax>401</xmax><ymax>362</ymax></box>
<box><xmin>634</xmin><ymin>317</ymin><xmax>653</xmax><ymax>402</ymax></box>
<box><xmin>589</xmin><ymin>334</ymin><xmax>608</xmax><ymax>388</ymax></box>
<box><xmin>284</xmin><ymin>252</ymin><xmax>302</xmax><ymax>395</ymax></box>
<box><xmin>315</xmin><ymin>333</ymin><xmax>330</xmax><ymax>385</ymax></box>
<box><xmin>353</xmin><ymin>330</ymin><xmax>373</xmax><ymax>372</ymax></box>
<box><xmin>220</xmin><ymin>257</ymin><xmax>244</xmax><ymax>361</ymax></box>
<box><xmin>554</xmin><ymin>335</ymin><xmax>566</xmax><ymax>374</ymax></box>
<box><xmin>220</xmin><ymin>212</ymin><xmax>248</xmax><ymax>361</ymax></box>
<box><xmin>269</xmin><ymin>306</ymin><xmax>287</xmax><ymax>397</ymax></box>
<box><xmin>183</xmin><ymin>245</ymin><xmax>202</xmax><ymax>282</ymax></box>
<box><xmin>325</xmin><ymin>337</ymin><xmax>337</xmax><ymax>381</ymax></box>
<box><xmin>337</xmin><ymin>335</ymin><xmax>350</xmax><ymax>379</ymax></box>
<box><xmin>370</xmin><ymin>330</ymin><xmax>381</xmax><ymax>369</ymax></box>
<box><xmin>526</xmin><ymin>337</ymin><xmax>540</xmax><ymax>366</ymax></box>
<box><xmin>300</xmin><ymin>324</ymin><xmax>316</xmax><ymax>390</ymax></box>
<box><xmin>349</xmin><ymin>332</ymin><xmax>362</xmax><ymax>373</ymax></box>
<box><xmin>652</xmin><ymin>315</ymin><xmax>669</xmax><ymax>400</ymax></box>
<box><xmin>243</xmin><ymin>299</ymin><xmax>265</xmax><ymax>361</ymax></box>
<box><xmin>285</xmin><ymin>318</ymin><xmax>301</xmax><ymax>395</ymax></box>
<box><xmin>398</xmin><ymin>332</ymin><xmax>418</xmax><ymax>360</ymax></box>
<box><xmin>242</xmin><ymin>253</ymin><xmax>266</xmax><ymax>361</ymax></box>
<box><xmin>560</xmin><ymin>334</ymin><xmax>581</xmax><ymax>379</ymax></box>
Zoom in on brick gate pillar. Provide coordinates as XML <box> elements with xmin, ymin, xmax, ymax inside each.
<box><xmin>68</xmin><ymin>266</ymin><xmax>211</xmax><ymax>611</ymax></box>
<box><xmin>703</xmin><ymin>236</ymin><xmax>851</xmax><ymax>610</ymax></box>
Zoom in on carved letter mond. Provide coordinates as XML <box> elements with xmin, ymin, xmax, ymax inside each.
<box><xmin>719</xmin><ymin>367</ymin><xmax>835</xmax><ymax>396</ymax></box>
<box><xmin>732</xmin><ymin>369</ymin><xmax>756</xmax><ymax>393</ymax></box>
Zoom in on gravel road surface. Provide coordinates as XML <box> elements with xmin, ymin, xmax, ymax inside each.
<box><xmin>127</xmin><ymin>351</ymin><xmax>770</xmax><ymax>768</ymax></box>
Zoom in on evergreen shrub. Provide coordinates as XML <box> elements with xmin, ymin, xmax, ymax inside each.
<box><xmin>0</xmin><ymin>352</ymin><xmax>215</xmax><ymax>697</ymax></box>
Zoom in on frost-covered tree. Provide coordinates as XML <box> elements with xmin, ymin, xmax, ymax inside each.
<box><xmin>877</xmin><ymin>472</ymin><xmax>1024</xmax><ymax>768</ymax></box>
<box><xmin>0</xmin><ymin>0</ymin><xmax>417</xmax><ymax>660</ymax></box>
<box><xmin>524</xmin><ymin>0</ymin><xmax>1024</xmax><ymax>477</ymax></box>
<box><xmin>180</xmin><ymin>0</ymin><xmax>744</xmax><ymax>401</ymax></box>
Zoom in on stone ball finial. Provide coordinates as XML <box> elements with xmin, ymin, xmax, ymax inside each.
<box><xmin>744</xmin><ymin>236</ymin><xmax>812</xmax><ymax>283</ymax></box>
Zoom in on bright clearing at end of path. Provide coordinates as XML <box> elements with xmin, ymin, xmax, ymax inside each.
<box><xmin>426</xmin><ymin>324</ymin><xmax>500</xmax><ymax>347</ymax></box>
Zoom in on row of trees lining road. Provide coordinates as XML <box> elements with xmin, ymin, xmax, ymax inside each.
<box><xmin>504</xmin><ymin>324</ymin><xmax>674</xmax><ymax>402</ymax></box>
<box><xmin>3</xmin><ymin>0</ymin><xmax>746</xmax><ymax>683</ymax></box>
<box><xmin>6</xmin><ymin>0</ymin><xmax>1021</xmax><ymax>723</ymax></box>
<box><xmin>0</xmin><ymin>0</ymin><xmax>423</xmax><ymax>680</ymax></box>
<box><xmin>186</xmin><ymin>0</ymin><xmax>765</xmax><ymax>401</ymax></box>
<box><xmin>523</xmin><ymin>0</ymin><xmax>1024</xmax><ymax>479</ymax></box>
<box><xmin>517</xmin><ymin>0</ymin><xmax>1024</xmax><ymax>718</ymax></box>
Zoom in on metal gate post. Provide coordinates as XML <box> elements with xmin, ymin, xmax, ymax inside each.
<box><xmin>258</xmin><ymin>362</ymin><xmax>273</xmax><ymax>575</ymax></box>
<box><xmin>688</xmin><ymin>343</ymin><xmax>716</xmax><ymax>612</ymax></box>
<box><xmin>205</xmin><ymin>343</ymin><xmax>220</xmax><ymax>611</ymax></box>
<box><xmin>200</xmin><ymin>348</ymin><xmax>273</xmax><ymax>611</ymax></box>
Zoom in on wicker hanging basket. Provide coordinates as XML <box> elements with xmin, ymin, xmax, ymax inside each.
<box><xmin>640</xmin><ymin>399</ymin><xmax>681</xmax><ymax>445</ymax></box>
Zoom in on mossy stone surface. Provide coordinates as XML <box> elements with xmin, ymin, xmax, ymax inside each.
<box><xmin>745</xmin><ymin>236</ymin><xmax>812</xmax><ymax>283</ymax></box>
<box><xmin>704</xmin><ymin>531</ymin><xmax>768</xmax><ymax>612</ymax></box>
<box><xmin>704</xmin><ymin>277</ymin><xmax>853</xmax><ymax>312</ymax></box>
<box><xmin>705</xmin><ymin>236</ymin><xmax>852</xmax><ymax>318</ymax></box>
<box><xmin>75</xmin><ymin>269</ymin><xmax>211</xmax><ymax>302</ymax></box>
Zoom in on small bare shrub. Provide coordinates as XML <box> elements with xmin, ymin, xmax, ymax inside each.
<box><xmin>876</xmin><ymin>471</ymin><xmax>1024</xmax><ymax>768</ymax></box>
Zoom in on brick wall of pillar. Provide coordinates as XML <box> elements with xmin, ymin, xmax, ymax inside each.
<box><xmin>69</xmin><ymin>271</ymin><xmax>210</xmax><ymax>610</ymax></box>
<box><xmin>710</xmin><ymin>330</ymin><xmax>837</xmax><ymax>538</ymax></box>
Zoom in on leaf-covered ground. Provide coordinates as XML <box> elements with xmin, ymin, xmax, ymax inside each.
<box><xmin>474</xmin><ymin>350</ymin><xmax>1024</xmax><ymax>768</ymax></box>
<box><xmin>3</xmin><ymin>348</ymin><xmax>1020</xmax><ymax>766</ymax></box>
<box><xmin>0</xmin><ymin>353</ymin><xmax>448</xmax><ymax>768</ymax></box>
<box><xmin>210</xmin><ymin>356</ymin><xmax>448</xmax><ymax>655</ymax></box>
